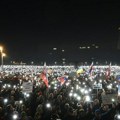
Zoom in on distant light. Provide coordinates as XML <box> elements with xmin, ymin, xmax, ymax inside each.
<box><xmin>79</xmin><ymin>46</ymin><xmax>86</xmax><ymax>49</ymax></box>
<box><xmin>13</xmin><ymin>85</ymin><xmax>16</xmax><ymax>88</ymax></box>
<box><xmin>66</xmin><ymin>82</ymin><xmax>70</xmax><ymax>86</ymax></box>
<box><xmin>99</xmin><ymin>80</ymin><xmax>102</xmax><ymax>83</ymax></box>
<box><xmin>62</xmin><ymin>49</ymin><xmax>65</xmax><ymax>52</ymax></box>
<box><xmin>73</xmin><ymin>93</ymin><xmax>77</xmax><ymax>97</ymax></box>
<box><xmin>82</xmin><ymin>47</ymin><xmax>86</xmax><ymax>49</ymax></box>
<box><xmin>53</xmin><ymin>48</ymin><xmax>57</xmax><ymax>50</ymax></box>
<box><xmin>83</xmin><ymin>82</ymin><xmax>85</xmax><ymax>85</ymax></box>
<box><xmin>95</xmin><ymin>46</ymin><xmax>99</xmax><ymax>48</ymax></box>
<box><xmin>77</xmin><ymin>96</ymin><xmax>81</xmax><ymax>100</ymax></box>
<box><xmin>19</xmin><ymin>100</ymin><xmax>23</xmax><ymax>104</ymax></box>
<box><xmin>46</xmin><ymin>103</ymin><xmax>51</xmax><ymax>108</ymax></box>
<box><xmin>80</xmin><ymin>88</ymin><xmax>85</xmax><ymax>93</ymax></box>
<box><xmin>13</xmin><ymin>61</ymin><xmax>15</xmax><ymax>64</ymax></box>
<box><xmin>26</xmin><ymin>94</ymin><xmax>30</xmax><ymax>97</ymax></box>
<box><xmin>117</xmin><ymin>115</ymin><xmax>120</xmax><ymax>119</ymax></box>
<box><xmin>8</xmin><ymin>84</ymin><xmax>11</xmax><ymax>88</ymax></box>
<box><xmin>85</xmin><ymin>96</ymin><xmax>90</xmax><ymax>102</ymax></box>
<box><xmin>4</xmin><ymin>99</ymin><xmax>8</xmax><ymax>103</ymax></box>
<box><xmin>84</xmin><ymin>90</ymin><xmax>88</xmax><ymax>94</ymax></box>
<box><xmin>2</xmin><ymin>53</ymin><xmax>6</xmax><ymax>57</ymax></box>
<box><xmin>54</xmin><ymin>86</ymin><xmax>57</xmax><ymax>89</ymax></box>
<box><xmin>89</xmin><ymin>88</ymin><xmax>92</xmax><ymax>92</ymax></box>
<box><xmin>13</xmin><ymin>114</ymin><xmax>18</xmax><ymax>120</ymax></box>
<box><xmin>0</xmin><ymin>46</ymin><xmax>3</xmax><ymax>52</ymax></box>
<box><xmin>111</xmin><ymin>98</ymin><xmax>115</xmax><ymax>102</ymax></box>
<box><xmin>69</xmin><ymin>93</ymin><xmax>73</xmax><ymax>97</ymax></box>
<box><xmin>62</xmin><ymin>58</ymin><xmax>66</xmax><ymax>61</ymax></box>
<box><xmin>87</xmin><ymin>46</ymin><xmax>90</xmax><ymax>49</ymax></box>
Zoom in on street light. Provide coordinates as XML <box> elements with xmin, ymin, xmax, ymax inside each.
<box><xmin>0</xmin><ymin>46</ymin><xmax>3</xmax><ymax>71</ymax></box>
<box><xmin>0</xmin><ymin>46</ymin><xmax>3</xmax><ymax>52</ymax></box>
<box><xmin>1</xmin><ymin>53</ymin><xmax>6</xmax><ymax>71</ymax></box>
<box><xmin>53</xmin><ymin>48</ymin><xmax>57</xmax><ymax>50</ymax></box>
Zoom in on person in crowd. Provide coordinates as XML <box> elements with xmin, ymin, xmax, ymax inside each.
<box><xmin>0</xmin><ymin>65</ymin><xmax>119</xmax><ymax>120</ymax></box>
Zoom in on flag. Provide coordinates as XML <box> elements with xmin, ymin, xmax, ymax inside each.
<box><xmin>89</xmin><ymin>62</ymin><xmax>94</xmax><ymax>76</ymax></box>
<box><xmin>40</xmin><ymin>62</ymin><xmax>49</xmax><ymax>87</ymax></box>
<box><xmin>105</xmin><ymin>62</ymin><xmax>111</xmax><ymax>80</ymax></box>
<box><xmin>116</xmin><ymin>75</ymin><xmax>120</xmax><ymax>81</ymax></box>
<box><xmin>118</xmin><ymin>84</ymin><xmax>120</xmax><ymax>96</ymax></box>
<box><xmin>77</xmin><ymin>67</ymin><xmax>84</xmax><ymax>74</ymax></box>
<box><xmin>57</xmin><ymin>76</ymin><xmax>67</xmax><ymax>85</ymax></box>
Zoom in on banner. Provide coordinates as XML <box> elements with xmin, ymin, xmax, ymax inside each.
<box><xmin>102</xmin><ymin>94</ymin><xmax>118</xmax><ymax>104</ymax></box>
<box><xmin>22</xmin><ymin>82</ymin><xmax>33</xmax><ymax>93</ymax></box>
<box><xmin>93</xmin><ymin>84</ymin><xmax>102</xmax><ymax>89</ymax></box>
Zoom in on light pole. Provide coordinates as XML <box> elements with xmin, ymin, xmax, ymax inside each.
<box><xmin>0</xmin><ymin>46</ymin><xmax>3</xmax><ymax>71</ymax></box>
<box><xmin>1</xmin><ymin>53</ymin><xmax>6</xmax><ymax>71</ymax></box>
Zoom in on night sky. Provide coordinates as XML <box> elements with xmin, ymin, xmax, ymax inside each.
<box><xmin>0</xmin><ymin>0</ymin><xmax>120</xmax><ymax>65</ymax></box>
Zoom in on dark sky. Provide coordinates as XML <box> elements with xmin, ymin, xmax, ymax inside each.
<box><xmin>0</xmin><ymin>0</ymin><xmax>120</xmax><ymax>64</ymax></box>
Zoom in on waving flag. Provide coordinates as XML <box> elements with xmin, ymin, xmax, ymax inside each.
<box><xmin>117</xmin><ymin>76</ymin><xmax>120</xmax><ymax>82</ymax></box>
<box><xmin>57</xmin><ymin>76</ymin><xmax>68</xmax><ymax>85</ymax></box>
<box><xmin>118</xmin><ymin>84</ymin><xmax>120</xmax><ymax>96</ymax></box>
<box><xmin>105</xmin><ymin>62</ymin><xmax>111</xmax><ymax>80</ymax></box>
<box><xmin>89</xmin><ymin>62</ymin><xmax>94</xmax><ymax>76</ymax></box>
<box><xmin>40</xmin><ymin>62</ymin><xmax>49</xmax><ymax>87</ymax></box>
<box><xmin>77</xmin><ymin>67</ymin><xmax>84</xmax><ymax>74</ymax></box>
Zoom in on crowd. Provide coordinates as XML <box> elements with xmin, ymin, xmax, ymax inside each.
<box><xmin>0</xmin><ymin>65</ymin><xmax>120</xmax><ymax>120</ymax></box>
